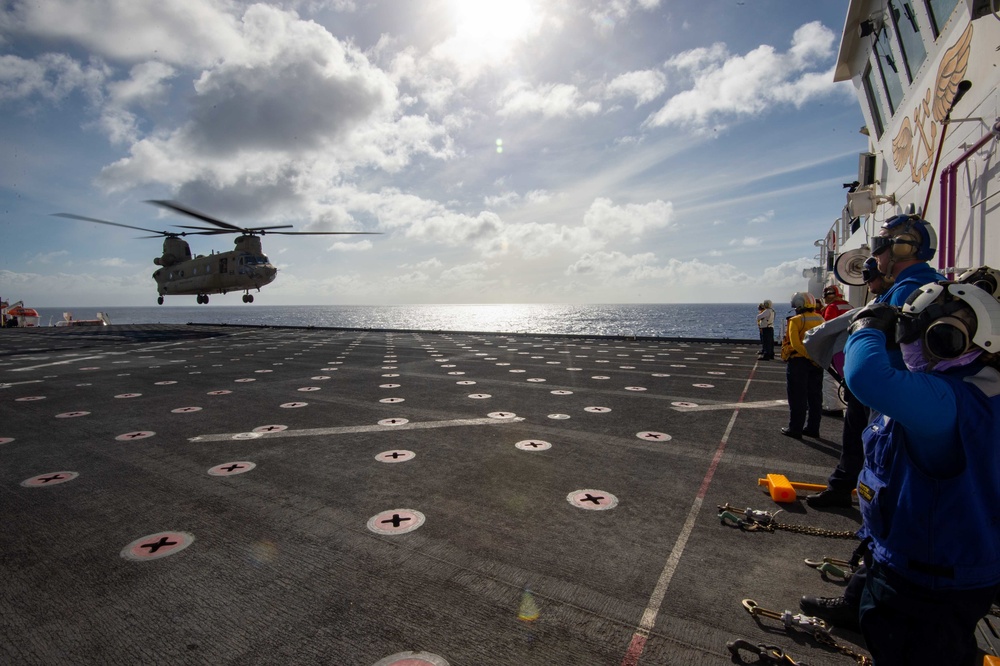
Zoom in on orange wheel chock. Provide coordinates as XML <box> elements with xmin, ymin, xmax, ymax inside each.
<box><xmin>757</xmin><ymin>474</ymin><xmax>830</xmax><ymax>503</ymax></box>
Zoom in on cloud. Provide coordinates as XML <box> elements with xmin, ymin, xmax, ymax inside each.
<box><xmin>565</xmin><ymin>253</ymin><xmax>736</xmax><ymax>286</ymax></box>
<box><xmin>95</xmin><ymin>257</ymin><xmax>130</xmax><ymax>267</ymax></box>
<box><xmin>29</xmin><ymin>250</ymin><xmax>70</xmax><ymax>264</ymax></box>
<box><xmin>645</xmin><ymin>21</ymin><xmax>844</xmax><ymax>131</ymax></box>
<box><xmin>748</xmin><ymin>210</ymin><xmax>775</xmax><ymax>225</ymax></box>
<box><xmin>327</xmin><ymin>240</ymin><xmax>373</xmax><ymax>252</ymax></box>
<box><xmin>729</xmin><ymin>237</ymin><xmax>763</xmax><ymax>247</ymax></box>
<box><xmin>99</xmin><ymin>61</ymin><xmax>176</xmax><ymax>144</ymax></box>
<box><xmin>590</xmin><ymin>0</ymin><xmax>662</xmax><ymax>34</ymax></box>
<box><xmin>583</xmin><ymin>198</ymin><xmax>675</xmax><ymax>238</ymax></box>
<box><xmin>0</xmin><ymin>0</ymin><xmax>244</xmax><ymax>68</ymax></box>
<box><xmin>94</xmin><ymin>4</ymin><xmax>451</xmax><ymax>218</ymax></box>
<box><xmin>0</xmin><ymin>53</ymin><xmax>107</xmax><ymax>105</ymax></box>
<box><xmin>605</xmin><ymin>70</ymin><xmax>667</xmax><ymax>107</ymax></box>
<box><xmin>496</xmin><ymin>81</ymin><xmax>601</xmax><ymax>119</ymax></box>
<box><xmin>484</xmin><ymin>189</ymin><xmax>553</xmax><ymax>209</ymax></box>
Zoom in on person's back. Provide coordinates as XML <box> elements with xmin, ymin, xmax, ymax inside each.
<box><xmin>782</xmin><ymin>293</ymin><xmax>825</xmax><ymax>439</ymax></box>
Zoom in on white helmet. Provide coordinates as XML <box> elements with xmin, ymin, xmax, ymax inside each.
<box><xmin>897</xmin><ymin>281</ymin><xmax>1000</xmax><ymax>360</ymax></box>
<box><xmin>957</xmin><ymin>266</ymin><xmax>1000</xmax><ymax>298</ymax></box>
<box><xmin>790</xmin><ymin>292</ymin><xmax>816</xmax><ymax>311</ymax></box>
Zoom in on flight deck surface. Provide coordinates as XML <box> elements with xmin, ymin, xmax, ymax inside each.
<box><xmin>1</xmin><ymin>324</ymin><xmax>874</xmax><ymax>665</ymax></box>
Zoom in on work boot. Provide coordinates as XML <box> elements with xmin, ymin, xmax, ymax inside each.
<box><xmin>799</xmin><ymin>595</ymin><xmax>859</xmax><ymax>631</ymax></box>
<box><xmin>805</xmin><ymin>488</ymin><xmax>853</xmax><ymax>509</ymax></box>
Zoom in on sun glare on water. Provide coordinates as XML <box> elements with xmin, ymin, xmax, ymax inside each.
<box><xmin>449</xmin><ymin>0</ymin><xmax>541</xmax><ymax>62</ymax></box>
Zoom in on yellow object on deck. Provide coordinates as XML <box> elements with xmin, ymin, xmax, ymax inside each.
<box><xmin>757</xmin><ymin>474</ymin><xmax>831</xmax><ymax>503</ymax></box>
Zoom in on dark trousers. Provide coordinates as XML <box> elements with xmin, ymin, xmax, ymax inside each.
<box><xmin>759</xmin><ymin>327</ymin><xmax>774</xmax><ymax>359</ymax></box>
<box><xmin>860</xmin><ymin>560</ymin><xmax>999</xmax><ymax>666</ymax></box>
<box><xmin>826</xmin><ymin>387</ymin><xmax>868</xmax><ymax>492</ymax></box>
<box><xmin>786</xmin><ymin>357</ymin><xmax>823</xmax><ymax>433</ymax></box>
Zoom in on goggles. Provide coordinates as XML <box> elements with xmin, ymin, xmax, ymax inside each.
<box><xmin>861</xmin><ymin>257</ymin><xmax>881</xmax><ymax>283</ymax></box>
<box><xmin>870</xmin><ymin>235</ymin><xmax>918</xmax><ymax>257</ymax></box>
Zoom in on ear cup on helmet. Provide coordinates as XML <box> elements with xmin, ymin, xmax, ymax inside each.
<box><xmin>881</xmin><ymin>215</ymin><xmax>936</xmax><ymax>261</ymax></box>
<box><xmin>923</xmin><ymin>316</ymin><xmax>971</xmax><ymax>360</ymax></box>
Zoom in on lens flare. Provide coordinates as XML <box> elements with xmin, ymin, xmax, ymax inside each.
<box><xmin>518</xmin><ymin>588</ymin><xmax>540</xmax><ymax>621</ymax></box>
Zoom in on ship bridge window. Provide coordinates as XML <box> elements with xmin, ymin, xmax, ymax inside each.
<box><xmin>863</xmin><ymin>63</ymin><xmax>887</xmax><ymax>138</ymax></box>
<box><xmin>924</xmin><ymin>0</ymin><xmax>959</xmax><ymax>38</ymax></box>
<box><xmin>889</xmin><ymin>1</ymin><xmax>927</xmax><ymax>82</ymax></box>
<box><xmin>874</xmin><ymin>26</ymin><xmax>905</xmax><ymax>114</ymax></box>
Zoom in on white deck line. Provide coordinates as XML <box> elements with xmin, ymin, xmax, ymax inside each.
<box><xmin>189</xmin><ymin>416</ymin><xmax>525</xmax><ymax>442</ymax></box>
<box><xmin>620</xmin><ymin>361</ymin><xmax>759</xmax><ymax>665</ymax></box>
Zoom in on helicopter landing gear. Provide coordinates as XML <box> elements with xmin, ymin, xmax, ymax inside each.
<box><xmin>242</xmin><ymin>293</ymin><xmax>254</xmax><ymax>303</ymax></box>
<box><xmin>196</xmin><ymin>294</ymin><xmax>210</xmax><ymax>304</ymax></box>
<box><xmin>157</xmin><ymin>296</ymin><xmax>164</xmax><ymax>305</ymax></box>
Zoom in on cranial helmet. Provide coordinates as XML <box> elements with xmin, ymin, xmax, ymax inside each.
<box><xmin>862</xmin><ymin>257</ymin><xmax>882</xmax><ymax>283</ymax></box>
<box><xmin>790</xmin><ymin>292</ymin><xmax>817</xmax><ymax>311</ymax></box>
<box><xmin>957</xmin><ymin>266</ymin><xmax>1000</xmax><ymax>298</ymax></box>
<box><xmin>823</xmin><ymin>284</ymin><xmax>843</xmax><ymax>299</ymax></box>
<box><xmin>896</xmin><ymin>281</ymin><xmax>1000</xmax><ymax>360</ymax></box>
<box><xmin>871</xmin><ymin>214</ymin><xmax>937</xmax><ymax>261</ymax></box>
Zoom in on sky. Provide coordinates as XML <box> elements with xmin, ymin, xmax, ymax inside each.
<box><xmin>0</xmin><ymin>0</ymin><xmax>867</xmax><ymax>307</ymax></box>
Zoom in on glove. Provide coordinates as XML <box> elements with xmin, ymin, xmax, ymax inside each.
<box><xmin>847</xmin><ymin>302</ymin><xmax>899</xmax><ymax>344</ymax></box>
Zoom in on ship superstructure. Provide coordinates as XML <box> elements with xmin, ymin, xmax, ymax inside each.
<box><xmin>816</xmin><ymin>0</ymin><xmax>999</xmax><ymax>305</ymax></box>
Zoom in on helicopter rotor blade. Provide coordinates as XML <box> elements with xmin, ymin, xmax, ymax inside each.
<box><xmin>171</xmin><ymin>223</ymin><xmax>295</xmax><ymax>233</ymax></box>
<box><xmin>147</xmin><ymin>199</ymin><xmax>246</xmax><ymax>232</ymax></box>
<box><xmin>266</xmin><ymin>231</ymin><xmax>382</xmax><ymax>235</ymax></box>
<box><xmin>52</xmin><ymin>213</ymin><xmax>177</xmax><ymax>237</ymax></box>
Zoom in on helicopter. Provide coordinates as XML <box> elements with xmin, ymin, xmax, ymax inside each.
<box><xmin>55</xmin><ymin>200</ymin><xmax>379</xmax><ymax>304</ymax></box>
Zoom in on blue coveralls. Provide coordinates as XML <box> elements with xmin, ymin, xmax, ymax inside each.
<box><xmin>826</xmin><ymin>262</ymin><xmax>944</xmax><ymax>494</ymax></box>
<box><xmin>845</xmin><ymin>328</ymin><xmax>1000</xmax><ymax>665</ymax></box>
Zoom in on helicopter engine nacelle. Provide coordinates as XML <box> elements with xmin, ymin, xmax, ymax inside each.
<box><xmin>155</xmin><ymin>237</ymin><xmax>193</xmax><ymax>267</ymax></box>
<box><xmin>234</xmin><ymin>235</ymin><xmax>264</xmax><ymax>255</ymax></box>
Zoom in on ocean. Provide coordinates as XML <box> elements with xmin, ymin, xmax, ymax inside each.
<box><xmin>26</xmin><ymin>303</ymin><xmax>772</xmax><ymax>341</ymax></box>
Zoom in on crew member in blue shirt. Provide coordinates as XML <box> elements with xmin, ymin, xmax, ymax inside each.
<box><xmin>800</xmin><ymin>215</ymin><xmax>945</xmax><ymax>628</ymax></box>
<box><xmin>843</xmin><ymin>278</ymin><xmax>1000</xmax><ymax>665</ymax></box>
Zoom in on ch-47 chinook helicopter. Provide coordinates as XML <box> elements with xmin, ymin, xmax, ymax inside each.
<box><xmin>55</xmin><ymin>200</ymin><xmax>379</xmax><ymax>304</ymax></box>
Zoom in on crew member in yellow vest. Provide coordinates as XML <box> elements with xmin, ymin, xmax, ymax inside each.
<box><xmin>781</xmin><ymin>292</ymin><xmax>824</xmax><ymax>439</ymax></box>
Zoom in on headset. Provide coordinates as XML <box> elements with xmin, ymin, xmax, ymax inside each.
<box><xmin>896</xmin><ymin>282</ymin><xmax>1000</xmax><ymax>360</ymax></box>
<box><xmin>871</xmin><ymin>214</ymin><xmax>937</xmax><ymax>261</ymax></box>
<box><xmin>957</xmin><ymin>266</ymin><xmax>1000</xmax><ymax>298</ymax></box>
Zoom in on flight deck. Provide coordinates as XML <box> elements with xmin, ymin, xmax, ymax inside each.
<box><xmin>2</xmin><ymin>324</ymin><xmax>881</xmax><ymax>665</ymax></box>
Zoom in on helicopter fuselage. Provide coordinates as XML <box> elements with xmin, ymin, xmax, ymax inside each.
<box><xmin>152</xmin><ymin>235</ymin><xmax>276</xmax><ymax>303</ymax></box>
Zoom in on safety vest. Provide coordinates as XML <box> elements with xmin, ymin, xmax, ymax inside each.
<box><xmin>857</xmin><ymin>365</ymin><xmax>1000</xmax><ymax>590</ymax></box>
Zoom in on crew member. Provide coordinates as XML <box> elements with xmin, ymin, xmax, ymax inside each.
<box><xmin>871</xmin><ymin>214</ymin><xmax>942</xmax><ymax>312</ymax></box>
<box><xmin>819</xmin><ymin>284</ymin><xmax>853</xmax><ymax>416</ymax></box>
<box><xmin>756</xmin><ymin>300</ymin><xmax>775</xmax><ymax>360</ymax></box>
<box><xmin>799</xmin><ymin>219</ymin><xmax>945</xmax><ymax>628</ymax></box>
<box><xmin>780</xmin><ymin>292</ymin><xmax>824</xmax><ymax>439</ymax></box>
<box><xmin>844</xmin><ymin>280</ymin><xmax>1000</xmax><ymax>665</ymax></box>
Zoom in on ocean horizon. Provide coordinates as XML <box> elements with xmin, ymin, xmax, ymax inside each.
<box><xmin>20</xmin><ymin>303</ymin><xmax>782</xmax><ymax>341</ymax></box>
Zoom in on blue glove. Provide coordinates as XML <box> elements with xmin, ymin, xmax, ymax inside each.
<box><xmin>847</xmin><ymin>302</ymin><xmax>899</xmax><ymax>344</ymax></box>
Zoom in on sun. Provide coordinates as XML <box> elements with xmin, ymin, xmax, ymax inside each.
<box><xmin>449</xmin><ymin>0</ymin><xmax>541</xmax><ymax>62</ymax></box>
